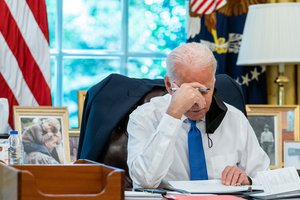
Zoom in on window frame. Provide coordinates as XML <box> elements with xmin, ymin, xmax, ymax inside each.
<box><xmin>50</xmin><ymin>0</ymin><xmax>173</xmax><ymax>107</ymax></box>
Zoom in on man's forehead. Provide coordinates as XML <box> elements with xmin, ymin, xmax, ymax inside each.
<box><xmin>175</xmin><ymin>72</ymin><xmax>215</xmax><ymax>85</ymax></box>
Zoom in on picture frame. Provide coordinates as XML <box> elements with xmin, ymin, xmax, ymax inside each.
<box><xmin>247</xmin><ymin>111</ymin><xmax>282</xmax><ymax>169</ymax></box>
<box><xmin>246</xmin><ymin>105</ymin><xmax>300</xmax><ymax>165</ymax></box>
<box><xmin>284</xmin><ymin>141</ymin><xmax>300</xmax><ymax>169</ymax></box>
<box><xmin>78</xmin><ymin>90</ymin><xmax>87</xmax><ymax>128</ymax></box>
<box><xmin>0</xmin><ymin>139</ymin><xmax>9</xmax><ymax>164</ymax></box>
<box><xmin>69</xmin><ymin>128</ymin><xmax>80</xmax><ymax>163</ymax></box>
<box><xmin>246</xmin><ymin>105</ymin><xmax>300</xmax><ymax>140</ymax></box>
<box><xmin>13</xmin><ymin>106</ymin><xmax>71</xmax><ymax>164</ymax></box>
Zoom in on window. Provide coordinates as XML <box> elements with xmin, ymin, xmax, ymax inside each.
<box><xmin>46</xmin><ymin>0</ymin><xmax>187</xmax><ymax>128</ymax></box>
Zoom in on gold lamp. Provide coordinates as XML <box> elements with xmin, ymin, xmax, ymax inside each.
<box><xmin>237</xmin><ymin>3</ymin><xmax>300</xmax><ymax>105</ymax></box>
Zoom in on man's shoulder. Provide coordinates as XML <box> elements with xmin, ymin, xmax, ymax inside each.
<box><xmin>224</xmin><ymin>103</ymin><xmax>246</xmax><ymax>117</ymax></box>
<box><xmin>130</xmin><ymin>94</ymin><xmax>170</xmax><ymax>117</ymax></box>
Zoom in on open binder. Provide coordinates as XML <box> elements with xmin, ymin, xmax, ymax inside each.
<box><xmin>168</xmin><ymin>180</ymin><xmax>263</xmax><ymax>194</ymax></box>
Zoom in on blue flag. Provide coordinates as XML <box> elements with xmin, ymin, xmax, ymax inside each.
<box><xmin>188</xmin><ymin>2</ymin><xmax>267</xmax><ymax>104</ymax></box>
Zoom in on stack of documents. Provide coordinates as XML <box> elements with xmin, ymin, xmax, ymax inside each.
<box><xmin>250</xmin><ymin>167</ymin><xmax>300</xmax><ymax>199</ymax></box>
<box><xmin>164</xmin><ymin>194</ymin><xmax>245</xmax><ymax>200</ymax></box>
<box><xmin>169</xmin><ymin>167</ymin><xmax>300</xmax><ymax>199</ymax></box>
<box><xmin>169</xmin><ymin>179</ymin><xmax>263</xmax><ymax>194</ymax></box>
<box><xmin>125</xmin><ymin>191</ymin><xmax>163</xmax><ymax>200</ymax></box>
<box><xmin>126</xmin><ymin>167</ymin><xmax>300</xmax><ymax>199</ymax></box>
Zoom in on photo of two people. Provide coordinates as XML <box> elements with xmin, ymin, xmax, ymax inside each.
<box><xmin>21</xmin><ymin>117</ymin><xmax>65</xmax><ymax>164</ymax></box>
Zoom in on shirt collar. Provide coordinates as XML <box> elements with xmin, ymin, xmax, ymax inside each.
<box><xmin>182</xmin><ymin>115</ymin><xmax>205</xmax><ymax>123</ymax></box>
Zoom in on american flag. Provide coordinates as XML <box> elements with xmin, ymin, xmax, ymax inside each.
<box><xmin>0</xmin><ymin>0</ymin><xmax>51</xmax><ymax>129</ymax></box>
<box><xmin>190</xmin><ymin>0</ymin><xmax>227</xmax><ymax>14</ymax></box>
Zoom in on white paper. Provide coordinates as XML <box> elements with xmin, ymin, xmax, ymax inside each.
<box><xmin>252</xmin><ymin>167</ymin><xmax>300</xmax><ymax>197</ymax></box>
<box><xmin>169</xmin><ymin>179</ymin><xmax>263</xmax><ymax>194</ymax></box>
<box><xmin>124</xmin><ymin>191</ymin><xmax>163</xmax><ymax>200</ymax></box>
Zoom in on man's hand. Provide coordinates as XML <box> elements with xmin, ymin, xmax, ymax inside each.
<box><xmin>166</xmin><ymin>82</ymin><xmax>206</xmax><ymax>119</ymax></box>
<box><xmin>221</xmin><ymin>166</ymin><xmax>250</xmax><ymax>186</ymax></box>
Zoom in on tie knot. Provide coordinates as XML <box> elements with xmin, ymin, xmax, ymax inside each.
<box><xmin>189</xmin><ymin>119</ymin><xmax>197</xmax><ymax>127</ymax></box>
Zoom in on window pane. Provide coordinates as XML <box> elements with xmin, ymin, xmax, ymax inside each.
<box><xmin>63</xmin><ymin>58</ymin><xmax>121</xmax><ymax>128</ymax></box>
<box><xmin>46</xmin><ymin>0</ymin><xmax>56</xmax><ymax>49</ymax></box>
<box><xmin>129</xmin><ymin>0</ymin><xmax>186</xmax><ymax>53</ymax></box>
<box><xmin>63</xmin><ymin>0</ymin><xmax>121</xmax><ymax>50</ymax></box>
<box><xmin>127</xmin><ymin>57</ymin><xmax>166</xmax><ymax>79</ymax></box>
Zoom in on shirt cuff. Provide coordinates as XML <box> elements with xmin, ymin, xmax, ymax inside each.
<box><xmin>247</xmin><ymin>176</ymin><xmax>253</xmax><ymax>185</ymax></box>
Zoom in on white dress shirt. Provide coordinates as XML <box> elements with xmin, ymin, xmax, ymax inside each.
<box><xmin>261</xmin><ymin>131</ymin><xmax>274</xmax><ymax>143</ymax></box>
<box><xmin>127</xmin><ymin>94</ymin><xmax>270</xmax><ymax>188</ymax></box>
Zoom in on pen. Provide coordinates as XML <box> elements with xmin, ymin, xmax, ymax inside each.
<box><xmin>170</xmin><ymin>87</ymin><xmax>210</xmax><ymax>94</ymax></box>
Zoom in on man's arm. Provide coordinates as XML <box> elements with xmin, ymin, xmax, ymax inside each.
<box><xmin>127</xmin><ymin>111</ymin><xmax>182</xmax><ymax>188</ymax></box>
<box><xmin>128</xmin><ymin>82</ymin><xmax>208</xmax><ymax>188</ymax></box>
<box><xmin>221</xmin><ymin>119</ymin><xmax>270</xmax><ymax>186</ymax></box>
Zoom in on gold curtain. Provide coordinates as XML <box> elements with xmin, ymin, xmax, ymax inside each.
<box><xmin>266</xmin><ymin>0</ymin><xmax>300</xmax><ymax>105</ymax></box>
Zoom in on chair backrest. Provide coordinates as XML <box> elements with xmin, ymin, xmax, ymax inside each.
<box><xmin>100</xmin><ymin>87</ymin><xmax>168</xmax><ymax>188</ymax></box>
<box><xmin>78</xmin><ymin>73</ymin><xmax>246</xmax><ymax>188</ymax></box>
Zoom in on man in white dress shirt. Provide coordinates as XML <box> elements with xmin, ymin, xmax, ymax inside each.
<box><xmin>127</xmin><ymin>43</ymin><xmax>270</xmax><ymax>188</ymax></box>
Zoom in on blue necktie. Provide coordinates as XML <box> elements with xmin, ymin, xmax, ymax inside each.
<box><xmin>188</xmin><ymin>119</ymin><xmax>208</xmax><ymax>180</ymax></box>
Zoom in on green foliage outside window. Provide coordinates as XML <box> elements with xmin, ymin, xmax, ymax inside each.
<box><xmin>47</xmin><ymin>0</ymin><xmax>186</xmax><ymax>128</ymax></box>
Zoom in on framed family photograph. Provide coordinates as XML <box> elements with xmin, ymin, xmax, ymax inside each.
<box><xmin>0</xmin><ymin>139</ymin><xmax>9</xmax><ymax>164</ymax></box>
<box><xmin>13</xmin><ymin>106</ymin><xmax>71</xmax><ymax>164</ymax></box>
<box><xmin>247</xmin><ymin>111</ymin><xmax>282</xmax><ymax>169</ymax></box>
<box><xmin>247</xmin><ymin>105</ymin><xmax>300</xmax><ymax>165</ymax></box>
<box><xmin>69</xmin><ymin>128</ymin><xmax>80</xmax><ymax>163</ymax></box>
<box><xmin>78</xmin><ymin>90</ymin><xmax>87</xmax><ymax>128</ymax></box>
<box><xmin>284</xmin><ymin>141</ymin><xmax>300</xmax><ymax>169</ymax></box>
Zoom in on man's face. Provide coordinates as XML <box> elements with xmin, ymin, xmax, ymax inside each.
<box><xmin>169</xmin><ymin>64</ymin><xmax>215</xmax><ymax>120</ymax></box>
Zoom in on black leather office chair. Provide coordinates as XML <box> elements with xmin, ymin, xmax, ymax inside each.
<box><xmin>77</xmin><ymin>73</ymin><xmax>246</xmax><ymax>188</ymax></box>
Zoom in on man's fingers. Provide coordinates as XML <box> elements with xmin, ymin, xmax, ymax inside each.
<box><xmin>237</xmin><ymin>173</ymin><xmax>249</xmax><ymax>185</ymax></box>
<box><xmin>222</xmin><ymin>166</ymin><xmax>234</xmax><ymax>185</ymax></box>
<box><xmin>222</xmin><ymin>166</ymin><xmax>250</xmax><ymax>186</ymax></box>
<box><xmin>183</xmin><ymin>82</ymin><xmax>204</xmax><ymax>88</ymax></box>
<box><xmin>221</xmin><ymin>166</ymin><xmax>229</xmax><ymax>184</ymax></box>
<box><xmin>230</xmin><ymin>169</ymin><xmax>242</xmax><ymax>186</ymax></box>
<box><xmin>225</xmin><ymin>167</ymin><xmax>237</xmax><ymax>186</ymax></box>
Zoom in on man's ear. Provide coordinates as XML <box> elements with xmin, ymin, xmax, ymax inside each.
<box><xmin>164</xmin><ymin>75</ymin><xmax>173</xmax><ymax>94</ymax></box>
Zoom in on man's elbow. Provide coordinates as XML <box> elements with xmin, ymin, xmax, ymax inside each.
<box><xmin>129</xmin><ymin>168</ymin><xmax>162</xmax><ymax>188</ymax></box>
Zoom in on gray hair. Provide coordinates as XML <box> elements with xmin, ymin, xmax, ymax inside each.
<box><xmin>42</xmin><ymin>118</ymin><xmax>61</xmax><ymax>132</ymax></box>
<box><xmin>166</xmin><ymin>42</ymin><xmax>217</xmax><ymax>81</ymax></box>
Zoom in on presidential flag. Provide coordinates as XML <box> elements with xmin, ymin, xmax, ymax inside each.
<box><xmin>188</xmin><ymin>0</ymin><xmax>267</xmax><ymax>104</ymax></box>
<box><xmin>0</xmin><ymin>0</ymin><xmax>51</xmax><ymax>129</ymax></box>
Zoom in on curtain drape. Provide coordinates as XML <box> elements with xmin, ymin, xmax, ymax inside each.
<box><xmin>266</xmin><ymin>0</ymin><xmax>300</xmax><ymax>105</ymax></box>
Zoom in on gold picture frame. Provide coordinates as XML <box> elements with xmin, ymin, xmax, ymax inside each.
<box><xmin>284</xmin><ymin>141</ymin><xmax>300</xmax><ymax>169</ymax></box>
<box><xmin>13</xmin><ymin>106</ymin><xmax>71</xmax><ymax>164</ymax></box>
<box><xmin>246</xmin><ymin>105</ymin><xmax>300</xmax><ymax>139</ymax></box>
<box><xmin>78</xmin><ymin>90</ymin><xmax>87</xmax><ymax>128</ymax></box>
<box><xmin>247</xmin><ymin>110</ymin><xmax>282</xmax><ymax>169</ymax></box>
<box><xmin>69</xmin><ymin>128</ymin><xmax>80</xmax><ymax>163</ymax></box>
<box><xmin>247</xmin><ymin>105</ymin><xmax>300</xmax><ymax>165</ymax></box>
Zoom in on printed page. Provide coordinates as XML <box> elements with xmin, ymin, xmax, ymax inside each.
<box><xmin>253</xmin><ymin>167</ymin><xmax>300</xmax><ymax>195</ymax></box>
